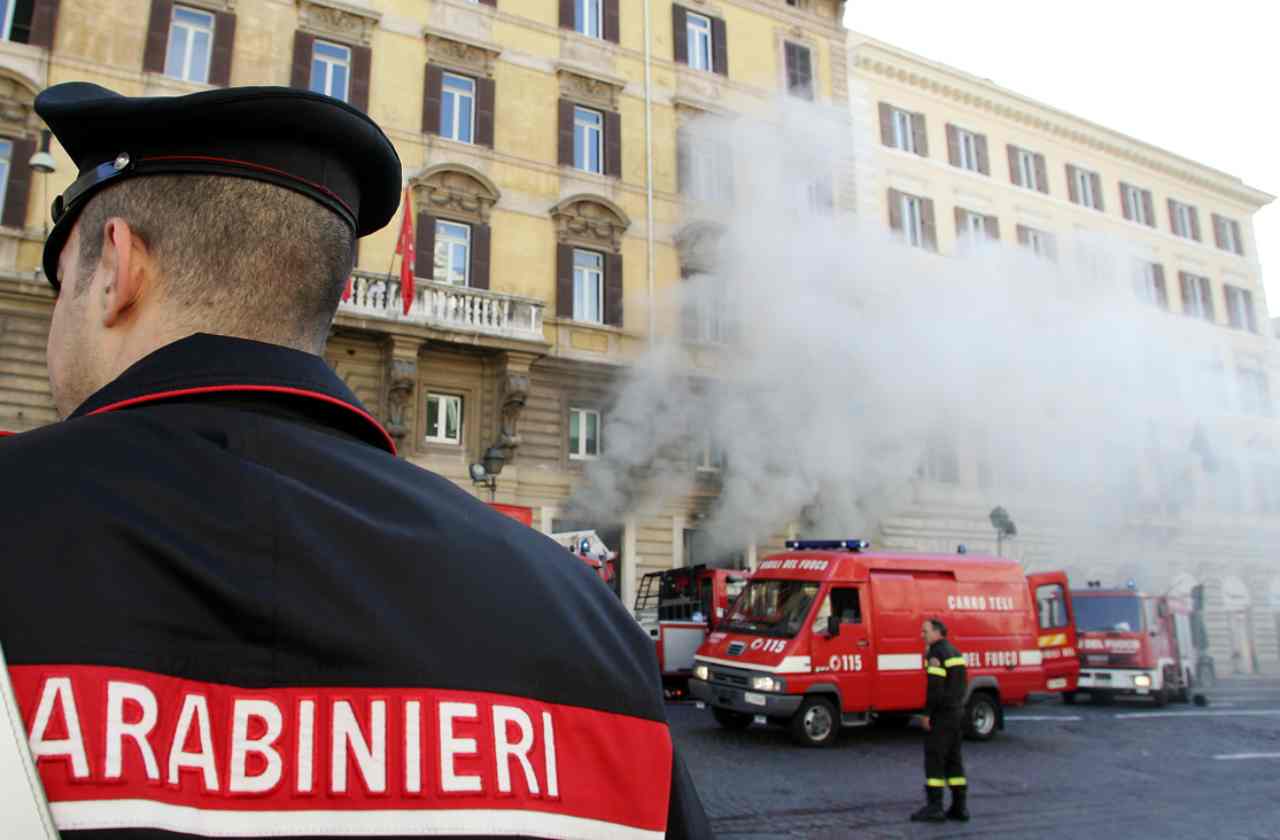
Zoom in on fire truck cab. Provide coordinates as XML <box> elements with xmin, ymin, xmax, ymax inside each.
<box><xmin>689</xmin><ymin>540</ymin><xmax>1079</xmax><ymax>747</ymax></box>
<box><xmin>1070</xmin><ymin>584</ymin><xmax>1197</xmax><ymax>705</ymax></box>
<box><xmin>634</xmin><ymin>565</ymin><xmax>749</xmax><ymax>697</ymax></box>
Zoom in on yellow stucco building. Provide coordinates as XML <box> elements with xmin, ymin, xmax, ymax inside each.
<box><xmin>0</xmin><ymin>0</ymin><xmax>850</xmax><ymax>607</ymax></box>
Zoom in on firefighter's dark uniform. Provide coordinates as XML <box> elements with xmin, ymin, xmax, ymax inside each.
<box><xmin>912</xmin><ymin>638</ymin><xmax>968</xmax><ymax>822</ymax></box>
<box><xmin>0</xmin><ymin>82</ymin><xmax>710</xmax><ymax>839</ymax></box>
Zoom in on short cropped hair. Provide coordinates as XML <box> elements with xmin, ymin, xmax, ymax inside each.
<box><xmin>927</xmin><ymin>618</ymin><xmax>948</xmax><ymax>637</ymax></box>
<box><xmin>74</xmin><ymin>175</ymin><xmax>355</xmax><ymax>349</ymax></box>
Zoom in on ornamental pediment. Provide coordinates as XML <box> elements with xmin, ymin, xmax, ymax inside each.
<box><xmin>550</xmin><ymin>194</ymin><xmax>631</xmax><ymax>252</ymax></box>
<box><xmin>297</xmin><ymin>0</ymin><xmax>381</xmax><ymax>46</ymax></box>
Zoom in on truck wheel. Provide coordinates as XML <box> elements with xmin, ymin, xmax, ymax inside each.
<box><xmin>963</xmin><ymin>692</ymin><xmax>999</xmax><ymax>741</ymax></box>
<box><xmin>1061</xmin><ymin>691</ymin><xmax>1077</xmax><ymax>706</ymax></box>
<box><xmin>1151</xmin><ymin>688</ymin><xmax>1168</xmax><ymax>708</ymax></box>
<box><xmin>712</xmin><ymin>708</ymin><xmax>753</xmax><ymax>731</ymax></box>
<box><xmin>790</xmin><ymin>697</ymin><xmax>839</xmax><ymax>747</ymax></box>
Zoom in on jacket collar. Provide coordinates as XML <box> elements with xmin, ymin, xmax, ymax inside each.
<box><xmin>69</xmin><ymin>333</ymin><xmax>396</xmax><ymax>455</ymax></box>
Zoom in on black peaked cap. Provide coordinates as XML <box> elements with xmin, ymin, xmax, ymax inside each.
<box><xmin>35</xmin><ymin>82</ymin><xmax>402</xmax><ymax>290</ymax></box>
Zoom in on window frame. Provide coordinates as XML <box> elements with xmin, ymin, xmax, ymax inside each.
<box><xmin>1182</xmin><ymin>273</ymin><xmax>1213</xmax><ymax>321</ymax></box>
<box><xmin>1171</xmin><ymin>200</ymin><xmax>1196</xmax><ymax>239</ymax></box>
<box><xmin>440</xmin><ymin>71</ymin><xmax>476</xmax><ymax>144</ymax></box>
<box><xmin>1016</xmin><ymin>148</ymin><xmax>1039</xmax><ymax>191</ymax></box>
<box><xmin>900</xmin><ymin>193</ymin><xmax>924</xmax><ymax>248</ymax></box>
<box><xmin>1073</xmin><ymin>166</ymin><xmax>1100</xmax><ymax>210</ymax></box>
<box><xmin>575</xmin><ymin>0</ymin><xmax>602</xmax><ymax>39</ymax></box>
<box><xmin>0</xmin><ymin>2</ymin><xmax>15</xmax><ymax>42</ymax></box>
<box><xmin>572</xmin><ymin>247</ymin><xmax>605</xmax><ymax>324</ymax></box>
<box><xmin>891</xmin><ymin>107</ymin><xmax>915</xmax><ymax>154</ymax></box>
<box><xmin>956</xmin><ymin>127</ymin><xmax>979</xmax><ymax>172</ymax></box>
<box><xmin>424</xmin><ymin>392</ymin><xmax>464</xmax><ymax>445</ymax></box>
<box><xmin>573</xmin><ymin>105</ymin><xmax>604</xmax><ymax>174</ymax></box>
<box><xmin>1122</xmin><ymin>184</ymin><xmax>1150</xmax><ymax>226</ymax></box>
<box><xmin>568</xmin><ymin>407</ymin><xmax>602</xmax><ymax>460</ymax></box>
<box><xmin>164</xmin><ymin>4</ymin><xmax>216</xmax><ymax>84</ymax></box>
<box><xmin>1224</xmin><ymin>284</ymin><xmax>1256</xmax><ymax>332</ymax></box>
<box><xmin>310</xmin><ymin>39</ymin><xmax>352</xmax><ymax>102</ymax></box>
<box><xmin>0</xmin><ymin>138</ymin><xmax>11</xmax><ymax>213</ymax></box>
<box><xmin>1020</xmin><ymin>225</ymin><xmax>1053</xmax><ymax>259</ymax></box>
<box><xmin>1136</xmin><ymin>261</ymin><xmax>1167</xmax><ymax>310</ymax></box>
<box><xmin>686</xmin><ymin>11</ymin><xmax>713</xmax><ymax>72</ymax></box>
<box><xmin>433</xmin><ymin>219</ymin><xmax>471</xmax><ymax>287</ymax></box>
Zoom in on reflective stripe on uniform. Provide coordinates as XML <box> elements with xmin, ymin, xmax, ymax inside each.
<box><xmin>947</xmin><ymin>777</ymin><xmax>967</xmax><ymax>787</ymax></box>
<box><xmin>926</xmin><ymin>778</ymin><xmax>947</xmax><ymax>788</ymax></box>
<box><xmin>943</xmin><ymin>657</ymin><xmax>965</xmax><ymax>668</ymax></box>
<box><xmin>927</xmin><ymin>667</ymin><xmax>947</xmax><ymax>677</ymax></box>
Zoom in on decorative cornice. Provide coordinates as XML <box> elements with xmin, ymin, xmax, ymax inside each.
<box><xmin>556</xmin><ymin>61</ymin><xmax>627</xmax><ymax>111</ymax></box>
<box><xmin>411</xmin><ymin>163</ymin><xmax>502</xmax><ymax>223</ymax></box>
<box><xmin>550</xmin><ymin>193</ymin><xmax>632</xmax><ymax>252</ymax></box>
<box><xmin>297</xmin><ymin>0</ymin><xmax>381</xmax><ymax>47</ymax></box>
<box><xmin>424</xmin><ymin>28</ymin><xmax>502</xmax><ymax>77</ymax></box>
<box><xmin>0</xmin><ymin>69</ymin><xmax>39</xmax><ymax>134</ymax></box>
<box><xmin>850</xmin><ymin>41</ymin><xmax>1275</xmax><ymax>210</ymax></box>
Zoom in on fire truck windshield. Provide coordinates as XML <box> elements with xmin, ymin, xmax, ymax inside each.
<box><xmin>1074</xmin><ymin>594</ymin><xmax>1144</xmax><ymax>633</ymax></box>
<box><xmin>723</xmin><ymin>580</ymin><xmax>821</xmax><ymax>638</ymax></box>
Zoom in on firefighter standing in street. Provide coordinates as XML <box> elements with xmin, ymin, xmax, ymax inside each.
<box><xmin>0</xmin><ymin>82</ymin><xmax>709</xmax><ymax>839</ymax></box>
<box><xmin>911</xmin><ymin>618</ymin><xmax>970</xmax><ymax>822</ymax></box>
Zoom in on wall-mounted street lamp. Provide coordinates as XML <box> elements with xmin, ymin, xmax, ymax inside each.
<box><xmin>989</xmin><ymin>506</ymin><xmax>1017</xmax><ymax>557</ymax></box>
<box><xmin>28</xmin><ymin>129</ymin><xmax>56</xmax><ymax>282</ymax></box>
<box><xmin>468</xmin><ymin>445</ymin><xmax>506</xmax><ymax>502</ymax></box>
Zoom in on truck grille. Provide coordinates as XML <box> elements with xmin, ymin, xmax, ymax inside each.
<box><xmin>714</xmin><ymin>671</ymin><xmax>749</xmax><ymax>687</ymax></box>
<box><xmin>727</xmin><ymin>641</ymin><xmax>746</xmax><ymax>656</ymax></box>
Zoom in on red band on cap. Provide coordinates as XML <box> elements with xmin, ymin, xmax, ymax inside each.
<box><xmin>144</xmin><ymin>155</ymin><xmax>356</xmax><ymax>219</ymax></box>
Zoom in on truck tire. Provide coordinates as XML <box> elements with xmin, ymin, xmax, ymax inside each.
<box><xmin>790</xmin><ymin>696</ymin><xmax>839</xmax><ymax>747</ymax></box>
<box><xmin>712</xmin><ymin>707</ymin><xmax>753</xmax><ymax>731</ymax></box>
<box><xmin>963</xmin><ymin>692</ymin><xmax>999</xmax><ymax>741</ymax></box>
<box><xmin>1061</xmin><ymin>691</ymin><xmax>1077</xmax><ymax>705</ymax></box>
<box><xmin>1151</xmin><ymin>688</ymin><xmax>1168</xmax><ymax>707</ymax></box>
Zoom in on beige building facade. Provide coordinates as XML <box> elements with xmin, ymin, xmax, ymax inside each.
<box><xmin>0</xmin><ymin>0</ymin><xmax>850</xmax><ymax>608</ymax></box>
<box><xmin>847</xmin><ymin>34</ymin><xmax>1280</xmax><ymax>673</ymax></box>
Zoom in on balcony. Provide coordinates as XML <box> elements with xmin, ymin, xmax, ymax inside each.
<box><xmin>337</xmin><ymin>271</ymin><xmax>546</xmax><ymax>344</ymax></box>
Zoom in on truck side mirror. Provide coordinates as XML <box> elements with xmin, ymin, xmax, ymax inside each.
<box><xmin>827</xmin><ymin>616</ymin><xmax>841</xmax><ymax>637</ymax></box>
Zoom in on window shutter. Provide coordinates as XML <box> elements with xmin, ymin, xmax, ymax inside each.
<box><xmin>605</xmin><ymin>253</ymin><xmax>624</xmax><ymax>327</ymax></box>
<box><xmin>784</xmin><ymin>43</ymin><xmax>797</xmax><ymax>93</ymax></box>
<box><xmin>1167</xmin><ymin>199</ymin><xmax>1178</xmax><ymax>235</ymax></box>
<box><xmin>1119</xmin><ymin>182</ymin><xmax>1132</xmax><ymax>220</ymax></box>
<box><xmin>1232</xmin><ymin>220</ymin><xmax>1244</xmax><ymax>255</ymax></box>
<box><xmin>984</xmin><ymin>214</ymin><xmax>1000</xmax><ymax>241</ymax></box>
<box><xmin>1016</xmin><ymin>224</ymin><xmax>1029</xmax><ymax>246</ymax></box>
<box><xmin>711</xmin><ymin>16</ymin><xmax>728</xmax><ymax>76</ymax></box>
<box><xmin>348</xmin><ymin>45</ymin><xmax>371</xmax><ymax>111</ymax></box>
<box><xmin>879</xmin><ymin>103</ymin><xmax>896</xmax><ymax>147</ymax></box>
<box><xmin>469</xmin><ymin>223</ymin><xmax>491</xmax><ymax>290</ymax></box>
<box><xmin>1034</xmin><ymin>153</ymin><xmax>1048</xmax><ymax>194</ymax></box>
<box><xmin>143</xmin><ymin>0</ymin><xmax>174</xmax><ymax>73</ymax></box>
<box><xmin>975</xmin><ymin>134</ymin><xmax>989</xmax><ymax>175</ymax></box>
<box><xmin>1066</xmin><ymin>165</ymin><xmax>1079</xmax><ymax>204</ymax></box>
<box><xmin>1</xmin><ymin>136</ymin><xmax>35</xmax><ymax>229</ymax></box>
<box><xmin>1141</xmin><ymin>190</ymin><xmax>1154</xmax><ymax>228</ymax></box>
<box><xmin>423</xmin><ymin>64</ymin><xmax>443</xmax><ymax>135</ymax></box>
<box><xmin>1152</xmin><ymin>264</ymin><xmax>1166</xmax><ymax>308</ymax></box>
<box><xmin>558</xmin><ymin>99</ymin><xmax>575</xmax><ymax>167</ymax></box>
<box><xmin>672</xmin><ymin>5</ymin><xmax>688</xmax><ymax>64</ymax></box>
<box><xmin>1212</xmin><ymin>214</ymin><xmax>1225</xmax><ymax>249</ymax></box>
<box><xmin>476</xmin><ymin>76</ymin><xmax>496</xmax><ymax>148</ymax></box>
<box><xmin>676</xmin><ymin>126</ymin><xmax>690</xmax><ymax>195</ymax></box>
<box><xmin>557</xmin><ymin>244</ymin><xmax>574</xmax><ymax>318</ymax></box>
<box><xmin>1007</xmin><ymin>144</ymin><xmax>1020</xmax><ymax>185</ymax></box>
<box><xmin>796</xmin><ymin>45</ymin><xmax>813</xmax><ymax>99</ymax></box>
<box><xmin>479</xmin><ymin>0</ymin><xmax>496</xmax><ymax>5</ymax></box>
<box><xmin>604</xmin><ymin>0</ymin><xmax>620</xmax><ymax>42</ymax></box>
<box><xmin>887</xmin><ymin>188</ymin><xmax>902</xmax><ymax>231</ymax></box>
<box><xmin>604</xmin><ymin>110</ymin><xmax>622</xmax><ymax>178</ymax></box>
<box><xmin>1245</xmin><ymin>289</ymin><xmax>1257</xmax><ymax>332</ymax></box>
<box><xmin>1179</xmin><ymin>272</ymin><xmax>1192</xmax><ymax>312</ymax></box>
<box><xmin>1189</xmin><ymin>207</ymin><xmax>1201</xmax><ymax>242</ymax></box>
<box><xmin>559</xmin><ymin>0</ymin><xmax>574</xmax><ymax>29</ymax></box>
<box><xmin>414</xmin><ymin>213</ymin><xmax>436</xmax><ymax>281</ymax></box>
<box><xmin>1201</xmin><ymin>277</ymin><xmax>1214</xmax><ymax>319</ymax></box>
<box><xmin>1090</xmin><ymin>173</ymin><xmax>1104</xmax><ymax>212</ymax></box>
<box><xmin>921</xmin><ymin>198</ymin><xmax>936</xmax><ymax>251</ymax></box>
<box><xmin>28</xmin><ymin>0</ymin><xmax>61</xmax><ymax>49</ymax></box>
<box><xmin>953</xmin><ymin>205</ymin><xmax>966</xmax><ymax>235</ymax></box>
<box><xmin>946</xmin><ymin>124</ymin><xmax>959</xmax><ymax>167</ymax></box>
<box><xmin>290</xmin><ymin>31</ymin><xmax>315</xmax><ymax>89</ymax></box>
<box><xmin>911</xmin><ymin>113</ymin><xmax>928</xmax><ymax>157</ymax></box>
<box><xmin>208</xmin><ymin>12</ymin><xmax>236</xmax><ymax>87</ymax></box>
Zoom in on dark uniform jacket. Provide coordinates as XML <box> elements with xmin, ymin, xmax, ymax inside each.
<box><xmin>0</xmin><ymin>334</ymin><xmax>709</xmax><ymax>840</ymax></box>
<box><xmin>924</xmin><ymin>638</ymin><xmax>967</xmax><ymax>717</ymax></box>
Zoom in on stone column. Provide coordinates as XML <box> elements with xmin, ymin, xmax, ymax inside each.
<box><xmin>384</xmin><ymin>335</ymin><xmax>424</xmax><ymax>459</ymax></box>
<box><xmin>491</xmin><ymin>350</ymin><xmax>539</xmax><ymax>467</ymax></box>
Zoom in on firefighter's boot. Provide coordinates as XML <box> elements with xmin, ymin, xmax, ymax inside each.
<box><xmin>909</xmin><ymin>787</ymin><xmax>945</xmax><ymax>822</ymax></box>
<box><xmin>946</xmin><ymin>787</ymin><xmax>969</xmax><ymax>821</ymax></box>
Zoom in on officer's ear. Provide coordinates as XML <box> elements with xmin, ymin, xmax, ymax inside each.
<box><xmin>97</xmin><ymin>217</ymin><xmax>150</xmax><ymax>328</ymax></box>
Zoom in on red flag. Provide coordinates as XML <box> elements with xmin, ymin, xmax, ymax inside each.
<box><xmin>394</xmin><ymin>186</ymin><xmax>415</xmax><ymax>316</ymax></box>
<box><xmin>341</xmin><ymin>276</ymin><xmax>353</xmax><ymax>303</ymax></box>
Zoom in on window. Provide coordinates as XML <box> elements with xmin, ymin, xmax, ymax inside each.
<box><xmin>433</xmin><ymin>220</ymin><xmax>470</xmax><ymax>286</ymax></box>
<box><xmin>892</xmin><ymin>108</ymin><xmax>915</xmax><ymax>153</ymax></box>
<box><xmin>1180</xmin><ymin>273</ymin><xmax>1213</xmax><ymax>322</ymax></box>
<box><xmin>920</xmin><ymin>437</ymin><xmax>959</xmax><ymax>484</ymax></box>
<box><xmin>1214</xmin><ymin>214</ymin><xmax>1244</xmax><ymax>255</ymax></box>
<box><xmin>310</xmin><ymin>40</ymin><xmax>350</xmax><ymax>102</ymax></box>
<box><xmin>0</xmin><ymin>139</ymin><xmax>11</xmax><ymax>213</ymax></box>
<box><xmin>164</xmin><ymin>6</ymin><xmax>214</xmax><ymax>83</ymax></box>
<box><xmin>1069</xmin><ymin>165</ymin><xmax>1103</xmax><ymax>210</ymax></box>
<box><xmin>1169</xmin><ymin>199</ymin><xmax>1199</xmax><ymax>240</ymax></box>
<box><xmin>679</xmin><ymin>129</ymin><xmax>734</xmax><ymax>204</ymax></box>
<box><xmin>1036</xmin><ymin>584</ymin><xmax>1069</xmax><ymax>630</ymax></box>
<box><xmin>1225</xmin><ymin>285</ymin><xmax>1257</xmax><ymax>332</ymax></box>
<box><xmin>1121</xmin><ymin>183</ymin><xmax>1153</xmax><ymax>226</ymax></box>
<box><xmin>812</xmin><ymin>588</ymin><xmax>863</xmax><ymax>633</ymax></box>
<box><xmin>573</xmin><ymin>105</ymin><xmax>603</xmax><ymax>174</ymax></box>
<box><xmin>900</xmin><ymin>193</ymin><xmax>925</xmax><ymax>248</ymax></box>
<box><xmin>440</xmin><ymin>73</ymin><xmax>475</xmax><ymax>143</ymax></box>
<box><xmin>955</xmin><ymin>127</ymin><xmax>980</xmax><ymax>172</ymax></box>
<box><xmin>569</xmin><ymin>408</ymin><xmax>601</xmax><ymax>459</ymax></box>
<box><xmin>686</xmin><ymin>12</ymin><xmax>712</xmax><ymax>72</ymax></box>
<box><xmin>425</xmin><ymin>393</ymin><xmax>463</xmax><ymax>444</ymax></box>
<box><xmin>572</xmin><ymin>248</ymin><xmax>604</xmax><ymax>323</ymax></box>
<box><xmin>784</xmin><ymin>42</ymin><xmax>813</xmax><ymax>99</ymax></box>
<box><xmin>1012</xmin><ymin>147</ymin><xmax>1043</xmax><ymax>191</ymax></box>
<box><xmin>956</xmin><ymin>209</ymin><xmax>997</xmax><ymax>241</ymax></box>
<box><xmin>1</xmin><ymin>0</ymin><xmax>27</xmax><ymax>42</ymax></box>
<box><xmin>882</xmin><ymin>106</ymin><xmax>925</xmax><ymax>155</ymax></box>
<box><xmin>693</xmin><ymin>430</ymin><xmax>723</xmax><ymax>472</ymax></box>
<box><xmin>575</xmin><ymin>0</ymin><xmax>602</xmax><ymax>38</ymax></box>
<box><xmin>1238</xmin><ymin>369</ymin><xmax>1271</xmax><ymax>417</ymax></box>
<box><xmin>1017</xmin><ymin>225</ymin><xmax>1055</xmax><ymax>260</ymax></box>
<box><xmin>1135</xmin><ymin>261</ymin><xmax>1168</xmax><ymax>309</ymax></box>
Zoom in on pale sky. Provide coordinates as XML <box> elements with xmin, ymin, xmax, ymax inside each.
<box><xmin>844</xmin><ymin>0</ymin><xmax>1279</xmax><ymax>329</ymax></box>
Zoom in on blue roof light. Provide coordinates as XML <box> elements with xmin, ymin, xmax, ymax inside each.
<box><xmin>784</xmin><ymin>539</ymin><xmax>870</xmax><ymax>552</ymax></box>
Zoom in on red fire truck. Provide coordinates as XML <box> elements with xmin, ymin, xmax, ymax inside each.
<box><xmin>634</xmin><ymin>565</ymin><xmax>750</xmax><ymax>697</ymax></box>
<box><xmin>1069</xmin><ymin>583</ymin><xmax>1197</xmax><ymax>705</ymax></box>
<box><xmin>689</xmin><ymin>540</ymin><xmax>1079</xmax><ymax>746</ymax></box>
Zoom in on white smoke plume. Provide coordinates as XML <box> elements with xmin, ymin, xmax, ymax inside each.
<box><xmin>564</xmin><ymin>98</ymin><xmax>1275</xmax><ymax>572</ymax></box>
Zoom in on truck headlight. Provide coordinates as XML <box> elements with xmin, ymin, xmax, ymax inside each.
<box><xmin>1133</xmin><ymin>674</ymin><xmax>1152</xmax><ymax>688</ymax></box>
<box><xmin>751</xmin><ymin>675</ymin><xmax>783</xmax><ymax>692</ymax></box>
<box><xmin>693</xmin><ymin>665</ymin><xmax>709</xmax><ymax>682</ymax></box>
